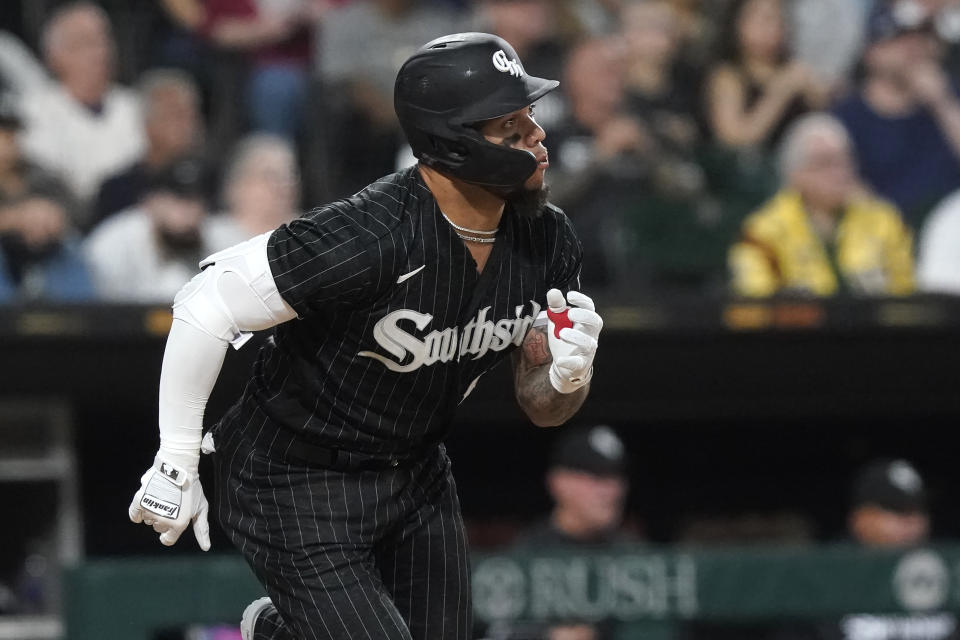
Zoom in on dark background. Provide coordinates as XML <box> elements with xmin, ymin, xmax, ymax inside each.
<box><xmin>2</xmin><ymin>296</ymin><xmax>959</xmax><ymax>558</ymax></box>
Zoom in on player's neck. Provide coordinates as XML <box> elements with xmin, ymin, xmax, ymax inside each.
<box><xmin>419</xmin><ymin>164</ymin><xmax>505</xmax><ymax>232</ymax></box>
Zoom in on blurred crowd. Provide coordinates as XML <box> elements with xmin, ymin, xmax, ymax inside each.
<box><xmin>2</xmin><ymin>0</ymin><xmax>960</xmax><ymax>303</ymax></box>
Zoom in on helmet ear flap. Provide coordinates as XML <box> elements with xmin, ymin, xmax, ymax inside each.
<box><xmin>413</xmin><ymin>125</ymin><xmax>537</xmax><ymax>188</ymax></box>
<box><xmin>430</xmin><ymin>136</ymin><xmax>468</xmax><ymax>164</ymax></box>
<box><xmin>446</xmin><ymin>142</ymin><xmax>469</xmax><ymax>163</ymax></box>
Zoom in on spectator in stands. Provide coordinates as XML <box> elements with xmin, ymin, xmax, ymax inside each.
<box><xmin>609</xmin><ymin>0</ymin><xmax>741</xmax><ymax>295</ymax></box>
<box><xmin>474</xmin><ymin>0</ymin><xmax>568</xmax><ymax>129</ymax></box>
<box><xmin>172</xmin><ymin>0</ymin><xmax>322</xmax><ymax>142</ymax></box>
<box><xmin>729</xmin><ymin>113</ymin><xmax>915</xmax><ymax>297</ymax></box>
<box><xmin>477</xmin><ymin>0</ymin><xmax>568</xmax><ymax>78</ymax></box>
<box><xmin>669</xmin><ymin>0</ymin><xmax>717</xmax><ymax>67</ymax></box>
<box><xmin>705</xmin><ymin>0</ymin><xmax>828</xmax><ymax>151</ymax></box>
<box><xmin>84</xmin><ymin>156</ymin><xmax>235</xmax><ymax>303</ymax></box>
<box><xmin>219</xmin><ymin>133</ymin><xmax>299</xmax><ymax>239</ymax></box>
<box><xmin>93</xmin><ymin>69</ymin><xmax>204</xmax><ymax>228</ymax></box>
<box><xmin>547</xmin><ymin>37</ymin><xmax>642</xmax><ymax>291</ymax></box>
<box><xmin>0</xmin><ymin>30</ymin><xmax>47</xmax><ymax>96</ymax></box>
<box><xmin>917</xmin><ymin>188</ymin><xmax>960</xmax><ymax>294</ymax></box>
<box><xmin>930</xmin><ymin>0</ymin><xmax>960</xmax><ymax>78</ymax></box>
<box><xmin>621</xmin><ymin>0</ymin><xmax>705</xmax><ymax>197</ymax></box>
<box><xmin>834</xmin><ymin>2</ymin><xmax>960</xmax><ymax>227</ymax></box>
<box><xmin>16</xmin><ymin>2</ymin><xmax>145</xmax><ymax>225</ymax></box>
<box><xmin>549</xmin><ymin>0</ymin><xmax>621</xmax><ymax>40</ymax></box>
<box><xmin>0</xmin><ymin>96</ymin><xmax>74</xmax><ymax>209</ymax></box>
<box><xmin>0</xmin><ymin>96</ymin><xmax>94</xmax><ymax>302</ymax></box>
<box><xmin>316</xmin><ymin>0</ymin><xmax>459</xmax><ymax>194</ymax></box>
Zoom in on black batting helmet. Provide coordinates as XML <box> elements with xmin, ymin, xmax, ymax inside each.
<box><xmin>394</xmin><ymin>32</ymin><xmax>559</xmax><ymax>191</ymax></box>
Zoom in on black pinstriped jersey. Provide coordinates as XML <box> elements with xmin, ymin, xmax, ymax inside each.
<box><xmin>227</xmin><ymin>165</ymin><xmax>581</xmax><ymax>457</ymax></box>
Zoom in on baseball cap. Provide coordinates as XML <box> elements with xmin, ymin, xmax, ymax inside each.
<box><xmin>550</xmin><ymin>425</ymin><xmax>628</xmax><ymax>476</ymax></box>
<box><xmin>146</xmin><ymin>156</ymin><xmax>208</xmax><ymax>200</ymax></box>
<box><xmin>851</xmin><ymin>459</ymin><xmax>927</xmax><ymax>514</ymax></box>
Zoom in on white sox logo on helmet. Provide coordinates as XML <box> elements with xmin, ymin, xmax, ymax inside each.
<box><xmin>492</xmin><ymin>50</ymin><xmax>524</xmax><ymax>77</ymax></box>
<box><xmin>358</xmin><ymin>302</ymin><xmax>541</xmax><ymax>372</ymax></box>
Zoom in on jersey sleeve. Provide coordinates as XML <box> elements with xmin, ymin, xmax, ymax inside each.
<box><xmin>545</xmin><ymin>207</ymin><xmax>584</xmax><ymax>292</ymax></box>
<box><xmin>267</xmin><ymin>206</ymin><xmax>378</xmax><ymax>315</ymax></box>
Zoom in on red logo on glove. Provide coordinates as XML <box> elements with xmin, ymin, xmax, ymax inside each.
<box><xmin>547</xmin><ymin>307</ymin><xmax>573</xmax><ymax>339</ymax></box>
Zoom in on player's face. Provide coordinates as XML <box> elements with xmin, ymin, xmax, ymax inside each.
<box><xmin>851</xmin><ymin>506</ymin><xmax>930</xmax><ymax>548</ymax></box>
<box><xmin>476</xmin><ymin>104</ymin><xmax>549</xmax><ymax>190</ymax></box>
<box><xmin>550</xmin><ymin>469</ymin><xmax>627</xmax><ymax>535</ymax></box>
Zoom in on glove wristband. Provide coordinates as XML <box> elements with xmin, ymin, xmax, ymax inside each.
<box><xmin>549</xmin><ymin>364</ymin><xmax>594</xmax><ymax>394</ymax></box>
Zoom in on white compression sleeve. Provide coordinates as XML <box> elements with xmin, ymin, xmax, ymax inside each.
<box><xmin>156</xmin><ymin>232</ymin><xmax>297</xmax><ymax>469</ymax></box>
<box><xmin>158</xmin><ymin>319</ymin><xmax>228</xmax><ymax>468</ymax></box>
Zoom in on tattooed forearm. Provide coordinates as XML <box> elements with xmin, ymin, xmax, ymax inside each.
<box><xmin>515</xmin><ymin>365</ymin><xmax>589</xmax><ymax>427</ymax></box>
<box><xmin>521</xmin><ymin>325</ymin><xmax>551</xmax><ymax>365</ymax></box>
<box><xmin>512</xmin><ymin>327</ymin><xmax>589</xmax><ymax>427</ymax></box>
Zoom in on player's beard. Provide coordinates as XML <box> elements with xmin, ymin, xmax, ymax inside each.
<box><xmin>507</xmin><ymin>184</ymin><xmax>549</xmax><ymax>220</ymax></box>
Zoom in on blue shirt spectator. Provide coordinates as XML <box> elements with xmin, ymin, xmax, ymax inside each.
<box><xmin>0</xmin><ymin>231</ymin><xmax>95</xmax><ymax>303</ymax></box>
<box><xmin>0</xmin><ymin>96</ymin><xmax>95</xmax><ymax>303</ymax></box>
<box><xmin>833</xmin><ymin>4</ymin><xmax>960</xmax><ymax>227</ymax></box>
<box><xmin>834</xmin><ymin>89</ymin><xmax>960</xmax><ymax>225</ymax></box>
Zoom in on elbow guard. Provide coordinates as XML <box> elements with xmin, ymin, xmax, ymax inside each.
<box><xmin>172</xmin><ymin>232</ymin><xmax>297</xmax><ymax>349</ymax></box>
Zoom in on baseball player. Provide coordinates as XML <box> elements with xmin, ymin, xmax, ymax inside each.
<box><xmin>128</xmin><ymin>32</ymin><xmax>603</xmax><ymax>640</ymax></box>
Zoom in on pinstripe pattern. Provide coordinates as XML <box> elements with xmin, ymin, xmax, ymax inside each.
<box><xmin>210</xmin><ymin>165</ymin><xmax>582</xmax><ymax>639</ymax></box>
<box><xmin>214</xmin><ymin>418</ymin><xmax>469</xmax><ymax>639</ymax></box>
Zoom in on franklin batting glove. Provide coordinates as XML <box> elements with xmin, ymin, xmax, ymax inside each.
<box><xmin>128</xmin><ymin>456</ymin><xmax>211</xmax><ymax>551</ymax></box>
<box><xmin>545</xmin><ymin>289</ymin><xmax>602</xmax><ymax>394</ymax></box>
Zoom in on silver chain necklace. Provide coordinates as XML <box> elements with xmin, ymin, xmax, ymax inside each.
<box><xmin>441</xmin><ymin>211</ymin><xmax>497</xmax><ymax>236</ymax></box>
<box><xmin>454</xmin><ymin>232</ymin><xmax>496</xmax><ymax>244</ymax></box>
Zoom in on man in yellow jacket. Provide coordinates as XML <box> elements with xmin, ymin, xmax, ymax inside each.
<box><xmin>730</xmin><ymin>113</ymin><xmax>915</xmax><ymax>297</ymax></box>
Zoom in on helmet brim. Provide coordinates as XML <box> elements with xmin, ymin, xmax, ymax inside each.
<box><xmin>455</xmin><ymin>75</ymin><xmax>560</xmax><ymax>125</ymax></box>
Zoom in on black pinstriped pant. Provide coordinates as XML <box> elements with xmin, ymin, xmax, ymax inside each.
<box><xmin>212</xmin><ymin>420</ymin><xmax>473</xmax><ymax>640</ymax></box>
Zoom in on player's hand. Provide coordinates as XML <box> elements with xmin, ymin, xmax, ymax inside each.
<box><xmin>128</xmin><ymin>456</ymin><xmax>211</xmax><ymax>551</ymax></box>
<box><xmin>545</xmin><ymin>289</ymin><xmax>602</xmax><ymax>394</ymax></box>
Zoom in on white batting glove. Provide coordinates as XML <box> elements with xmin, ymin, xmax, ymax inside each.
<box><xmin>128</xmin><ymin>455</ymin><xmax>211</xmax><ymax>551</ymax></box>
<box><xmin>545</xmin><ymin>289</ymin><xmax>603</xmax><ymax>394</ymax></box>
